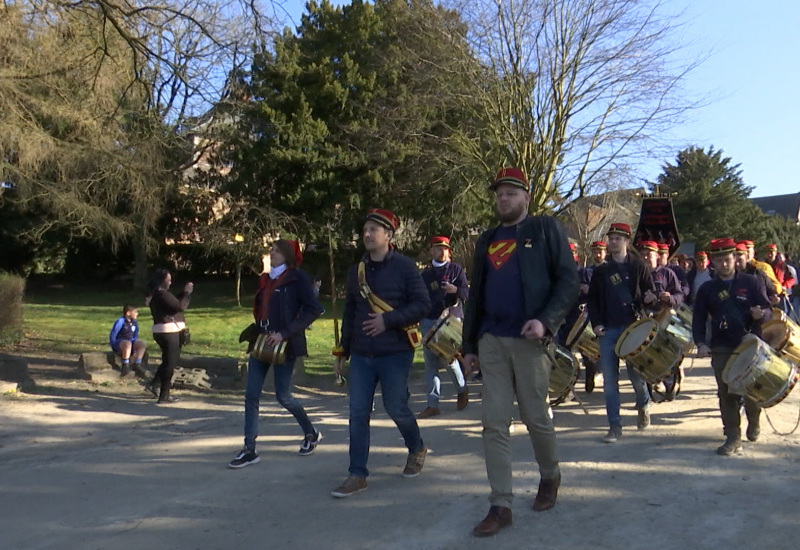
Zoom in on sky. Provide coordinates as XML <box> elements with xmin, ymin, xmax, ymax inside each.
<box><xmin>279</xmin><ymin>0</ymin><xmax>798</xmax><ymax>199</ymax></box>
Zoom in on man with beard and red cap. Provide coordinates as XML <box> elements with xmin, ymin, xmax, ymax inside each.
<box><xmin>418</xmin><ymin>235</ymin><xmax>470</xmax><ymax>418</ymax></box>
<box><xmin>462</xmin><ymin>167</ymin><xmax>578</xmax><ymax>537</ymax></box>
<box><xmin>587</xmin><ymin>223</ymin><xmax>657</xmax><ymax>443</ymax></box>
<box><xmin>331</xmin><ymin>209</ymin><xmax>431</xmax><ymax>498</ymax></box>
<box><xmin>693</xmin><ymin>238</ymin><xmax>771</xmax><ymax>455</ymax></box>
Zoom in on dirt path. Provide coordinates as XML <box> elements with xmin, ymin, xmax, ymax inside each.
<box><xmin>1</xmin><ymin>354</ymin><xmax>799</xmax><ymax>550</ymax></box>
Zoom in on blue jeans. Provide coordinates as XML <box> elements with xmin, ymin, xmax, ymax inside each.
<box><xmin>599</xmin><ymin>326</ymin><xmax>650</xmax><ymax>428</ymax></box>
<box><xmin>420</xmin><ymin>318</ymin><xmax>466</xmax><ymax>407</ymax></box>
<box><xmin>347</xmin><ymin>351</ymin><xmax>424</xmax><ymax>478</ymax></box>
<box><xmin>243</xmin><ymin>355</ymin><xmax>315</xmax><ymax>451</ymax></box>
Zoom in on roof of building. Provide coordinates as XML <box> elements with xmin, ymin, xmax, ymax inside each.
<box><xmin>751</xmin><ymin>192</ymin><xmax>800</xmax><ymax>220</ymax></box>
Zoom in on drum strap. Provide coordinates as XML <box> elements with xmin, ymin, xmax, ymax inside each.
<box><xmin>357</xmin><ymin>261</ymin><xmax>422</xmax><ymax>349</ymax></box>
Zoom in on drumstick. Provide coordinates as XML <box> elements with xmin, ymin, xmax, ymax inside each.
<box><xmin>329</xmin><ymin>228</ymin><xmax>346</xmax><ymax>386</ymax></box>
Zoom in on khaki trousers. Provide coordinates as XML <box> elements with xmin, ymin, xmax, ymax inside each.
<box><xmin>478</xmin><ymin>334</ymin><xmax>560</xmax><ymax>508</ymax></box>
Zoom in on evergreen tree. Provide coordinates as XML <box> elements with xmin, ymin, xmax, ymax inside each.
<box><xmin>653</xmin><ymin>146</ymin><xmax>772</xmax><ymax>249</ymax></box>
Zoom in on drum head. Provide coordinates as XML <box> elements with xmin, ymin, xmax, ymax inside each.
<box><xmin>616</xmin><ymin>319</ymin><xmax>657</xmax><ymax>357</ymax></box>
<box><xmin>761</xmin><ymin>321</ymin><xmax>788</xmax><ymax>349</ymax></box>
<box><xmin>724</xmin><ymin>337</ymin><xmax>766</xmax><ymax>388</ymax></box>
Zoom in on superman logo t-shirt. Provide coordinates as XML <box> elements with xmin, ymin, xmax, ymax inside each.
<box><xmin>481</xmin><ymin>224</ymin><xmax>526</xmax><ymax>338</ymax></box>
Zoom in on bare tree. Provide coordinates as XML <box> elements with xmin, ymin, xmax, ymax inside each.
<box><xmin>444</xmin><ymin>0</ymin><xmax>701</xmax><ymax>213</ymax></box>
<box><xmin>0</xmin><ymin>0</ymin><xmax>282</xmax><ymax>287</ymax></box>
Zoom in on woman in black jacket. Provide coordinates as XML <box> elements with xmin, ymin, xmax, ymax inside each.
<box><xmin>145</xmin><ymin>269</ymin><xmax>193</xmax><ymax>404</ymax></box>
<box><xmin>229</xmin><ymin>240</ymin><xmax>324</xmax><ymax>468</ymax></box>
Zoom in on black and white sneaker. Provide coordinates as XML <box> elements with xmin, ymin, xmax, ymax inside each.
<box><xmin>229</xmin><ymin>448</ymin><xmax>260</xmax><ymax>469</ymax></box>
<box><xmin>298</xmin><ymin>431</ymin><xmax>323</xmax><ymax>456</ymax></box>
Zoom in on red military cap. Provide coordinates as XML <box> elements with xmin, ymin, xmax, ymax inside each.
<box><xmin>710</xmin><ymin>238</ymin><xmax>737</xmax><ymax>256</ymax></box>
<box><xmin>694</xmin><ymin>250</ymin><xmax>707</xmax><ymax>259</ymax></box>
<box><xmin>766</xmin><ymin>243</ymin><xmax>778</xmax><ymax>251</ymax></box>
<box><xmin>638</xmin><ymin>240</ymin><xmax>659</xmax><ymax>252</ymax></box>
<box><xmin>657</xmin><ymin>243</ymin><xmax>670</xmax><ymax>252</ymax></box>
<box><xmin>590</xmin><ymin>241</ymin><xmax>607</xmax><ymax>250</ymax></box>
<box><xmin>491</xmin><ymin>167</ymin><xmax>529</xmax><ymax>192</ymax></box>
<box><xmin>569</xmin><ymin>242</ymin><xmax>577</xmax><ymax>250</ymax></box>
<box><xmin>743</xmin><ymin>240</ymin><xmax>755</xmax><ymax>249</ymax></box>
<box><xmin>366</xmin><ymin>208</ymin><xmax>399</xmax><ymax>231</ymax></box>
<box><xmin>607</xmin><ymin>223</ymin><xmax>632</xmax><ymax>238</ymax></box>
<box><xmin>430</xmin><ymin>236</ymin><xmax>451</xmax><ymax>248</ymax></box>
<box><xmin>286</xmin><ymin>239</ymin><xmax>304</xmax><ymax>267</ymax></box>
<box><xmin>735</xmin><ymin>242</ymin><xmax>748</xmax><ymax>254</ymax></box>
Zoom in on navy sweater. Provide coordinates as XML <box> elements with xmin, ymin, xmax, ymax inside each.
<box><xmin>341</xmin><ymin>249</ymin><xmax>431</xmax><ymax>358</ymax></box>
<box><xmin>420</xmin><ymin>261</ymin><xmax>469</xmax><ymax>320</ymax></box>
<box><xmin>692</xmin><ymin>271</ymin><xmax>771</xmax><ymax>349</ymax></box>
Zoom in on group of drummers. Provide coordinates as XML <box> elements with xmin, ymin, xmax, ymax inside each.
<box><xmin>227</xmin><ymin>167</ymin><xmax>800</xmax><ymax>537</ymax></box>
<box><xmin>549</xmin><ymin>223</ymin><xmax>800</xmax><ymax>455</ymax></box>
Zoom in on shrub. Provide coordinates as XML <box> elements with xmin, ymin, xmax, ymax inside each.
<box><xmin>0</xmin><ymin>273</ymin><xmax>25</xmax><ymax>345</ymax></box>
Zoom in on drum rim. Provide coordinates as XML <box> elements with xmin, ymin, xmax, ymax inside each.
<box><xmin>615</xmin><ymin>318</ymin><xmax>658</xmax><ymax>358</ymax></box>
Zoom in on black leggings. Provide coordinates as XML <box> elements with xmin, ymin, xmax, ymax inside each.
<box><xmin>153</xmin><ymin>332</ymin><xmax>181</xmax><ymax>399</ymax></box>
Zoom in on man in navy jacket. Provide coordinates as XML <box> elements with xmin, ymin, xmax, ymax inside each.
<box><xmin>332</xmin><ymin>208</ymin><xmax>431</xmax><ymax>499</ymax></box>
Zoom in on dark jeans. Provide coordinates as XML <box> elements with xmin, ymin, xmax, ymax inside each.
<box><xmin>244</xmin><ymin>355</ymin><xmax>315</xmax><ymax>451</ymax></box>
<box><xmin>348</xmin><ymin>351</ymin><xmax>423</xmax><ymax>478</ymax></box>
<box><xmin>152</xmin><ymin>332</ymin><xmax>181</xmax><ymax>399</ymax></box>
<box><xmin>710</xmin><ymin>347</ymin><xmax>761</xmax><ymax>439</ymax></box>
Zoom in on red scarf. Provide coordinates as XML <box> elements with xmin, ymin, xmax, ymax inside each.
<box><xmin>255</xmin><ymin>270</ymin><xmax>289</xmax><ymax>322</ymax></box>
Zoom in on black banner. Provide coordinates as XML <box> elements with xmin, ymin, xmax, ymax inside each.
<box><xmin>634</xmin><ymin>197</ymin><xmax>681</xmax><ymax>257</ymax></box>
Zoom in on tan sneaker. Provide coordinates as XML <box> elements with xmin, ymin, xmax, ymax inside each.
<box><xmin>402</xmin><ymin>446</ymin><xmax>428</xmax><ymax>478</ymax></box>
<box><xmin>417</xmin><ymin>406</ymin><xmax>441</xmax><ymax>419</ymax></box>
<box><xmin>331</xmin><ymin>475</ymin><xmax>367</xmax><ymax>498</ymax></box>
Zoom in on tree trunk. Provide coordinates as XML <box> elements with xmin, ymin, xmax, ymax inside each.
<box><xmin>236</xmin><ymin>262</ymin><xmax>242</xmax><ymax>307</ymax></box>
<box><xmin>132</xmin><ymin>237</ymin><xmax>149</xmax><ymax>293</ymax></box>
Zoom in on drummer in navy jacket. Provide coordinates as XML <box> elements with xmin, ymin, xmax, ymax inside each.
<box><xmin>418</xmin><ymin>236</ymin><xmax>470</xmax><ymax>418</ymax></box>
<box><xmin>692</xmin><ymin>238</ymin><xmax>772</xmax><ymax>456</ymax></box>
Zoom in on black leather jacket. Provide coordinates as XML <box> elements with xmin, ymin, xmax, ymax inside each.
<box><xmin>462</xmin><ymin>215</ymin><xmax>579</xmax><ymax>355</ymax></box>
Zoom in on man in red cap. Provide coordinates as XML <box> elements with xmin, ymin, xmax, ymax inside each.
<box><xmin>462</xmin><ymin>167</ymin><xmax>578</xmax><ymax>537</ymax></box>
<box><xmin>332</xmin><ymin>208</ymin><xmax>431</xmax><ymax>498</ymax></box>
<box><xmin>640</xmin><ymin>241</ymin><xmax>683</xmax><ymax>310</ymax></box>
<box><xmin>735</xmin><ymin>242</ymin><xmax>779</xmax><ymax>305</ymax></box>
<box><xmin>686</xmin><ymin>250</ymin><xmax>714</xmax><ymax>306</ymax></box>
<box><xmin>658</xmin><ymin>243</ymin><xmax>690</xmax><ymax>298</ymax></box>
<box><xmin>575</xmin><ymin>240</ymin><xmax>607</xmax><ymax>392</ymax></box>
<box><xmin>693</xmin><ymin>238</ymin><xmax>771</xmax><ymax>455</ymax></box>
<box><xmin>418</xmin><ymin>236</ymin><xmax>469</xmax><ymax>418</ymax></box>
<box><xmin>587</xmin><ymin>222</ymin><xmax>657</xmax><ymax>443</ymax></box>
<box><xmin>764</xmin><ymin>244</ymin><xmax>796</xmax><ymax>312</ymax></box>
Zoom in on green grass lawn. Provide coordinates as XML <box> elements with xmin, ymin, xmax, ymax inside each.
<box><xmin>22</xmin><ymin>279</ymin><xmax>424</xmax><ymax>377</ymax></box>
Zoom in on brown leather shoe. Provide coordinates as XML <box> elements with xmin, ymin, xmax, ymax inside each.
<box><xmin>532</xmin><ymin>473</ymin><xmax>561</xmax><ymax>512</ymax></box>
<box><xmin>472</xmin><ymin>505</ymin><xmax>512</xmax><ymax>537</ymax></box>
<box><xmin>417</xmin><ymin>406</ymin><xmax>441</xmax><ymax>419</ymax></box>
<box><xmin>456</xmin><ymin>388</ymin><xmax>469</xmax><ymax>411</ymax></box>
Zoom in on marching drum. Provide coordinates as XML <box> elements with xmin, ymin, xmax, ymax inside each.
<box><xmin>422</xmin><ymin>314</ymin><xmax>463</xmax><ymax>363</ymax></box>
<box><xmin>655</xmin><ymin>303</ymin><xmax>694</xmax><ymax>353</ymax></box>
<box><xmin>761</xmin><ymin>317</ymin><xmax>800</xmax><ymax>364</ymax></box>
<box><xmin>548</xmin><ymin>344</ymin><xmax>580</xmax><ymax>406</ymax></box>
<box><xmin>722</xmin><ymin>335</ymin><xmax>799</xmax><ymax>408</ymax></box>
<box><xmin>566</xmin><ymin>308</ymin><xmax>601</xmax><ymax>362</ymax></box>
<box><xmin>615</xmin><ymin>318</ymin><xmax>684</xmax><ymax>383</ymax></box>
<box><xmin>251</xmin><ymin>333</ymin><xmax>288</xmax><ymax>365</ymax></box>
